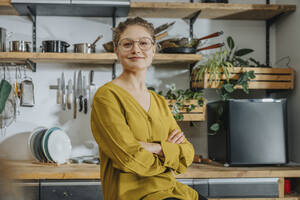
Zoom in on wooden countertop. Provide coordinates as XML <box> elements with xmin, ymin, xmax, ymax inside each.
<box><xmin>5</xmin><ymin>160</ymin><xmax>300</xmax><ymax>180</ymax></box>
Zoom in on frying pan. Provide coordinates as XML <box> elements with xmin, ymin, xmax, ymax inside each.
<box><xmin>159</xmin><ymin>31</ymin><xmax>224</xmax><ymax>51</ymax></box>
<box><xmin>160</xmin><ymin>42</ymin><xmax>224</xmax><ymax>54</ymax></box>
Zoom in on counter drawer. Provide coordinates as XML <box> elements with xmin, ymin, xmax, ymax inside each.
<box><xmin>40</xmin><ymin>180</ymin><xmax>103</xmax><ymax>200</ymax></box>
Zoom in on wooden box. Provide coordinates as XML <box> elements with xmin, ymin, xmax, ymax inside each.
<box><xmin>167</xmin><ymin>100</ymin><xmax>206</xmax><ymax>121</ymax></box>
<box><xmin>192</xmin><ymin>67</ymin><xmax>294</xmax><ymax>90</ymax></box>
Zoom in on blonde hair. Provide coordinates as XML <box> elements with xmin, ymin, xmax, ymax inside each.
<box><xmin>113</xmin><ymin>17</ymin><xmax>155</xmax><ymax>47</ymax></box>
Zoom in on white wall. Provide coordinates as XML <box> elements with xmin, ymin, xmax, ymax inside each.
<box><xmin>275</xmin><ymin>0</ymin><xmax>300</xmax><ymax>162</ymax></box>
<box><xmin>0</xmin><ymin>0</ymin><xmax>273</xmax><ymax>160</ymax></box>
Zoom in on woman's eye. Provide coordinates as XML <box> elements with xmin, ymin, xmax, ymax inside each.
<box><xmin>140</xmin><ymin>42</ymin><xmax>148</xmax><ymax>46</ymax></box>
<box><xmin>123</xmin><ymin>42</ymin><xmax>132</xmax><ymax>47</ymax></box>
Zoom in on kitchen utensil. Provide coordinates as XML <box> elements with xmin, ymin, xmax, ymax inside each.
<box><xmin>46</xmin><ymin>128</ymin><xmax>72</xmax><ymax>164</ymax></box>
<box><xmin>159</xmin><ymin>31</ymin><xmax>223</xmax><ymax>52</ymax></box>
<box><xmin>154</xmin><ymin>21</ymin><xmax>175</xmax><ymax>35</ymax></box>
<box><xmin>67</xmin><ymin>79</ymin><xmax>72</xmax><ymax>110</ymax></box>
<box><xmin>0</xmin><ymin>28</ymin><xmax>12</xmax><ymax>52</ymax></box>
<box><xmin>77</xmin><ymin>70</ymin><xmax>83</xmax><ymax>112</ymax></box>
<box><xmin>74</xmin><ymin>34</ymin><xmax>103</xmax><ymax>53</ymax></box>
<box><xmin>9</xmin><ymin>40</ymin><xmax>31</xmax><ymax>52</ymax></box>
<box><xmin>155</xmin><ymin>31</ymin><xmax>168</xmax><ymax>41</ymax></box>
<box><xmin>74</xmin><ymin>43</ymin><xmax>96</xmax><ymax>54</ymax></box>
<box><xmin>161</xmin><ymin>42</ymin><xmax>224</xmax><ymax>54</ymax></box>
<box><xmin>83</xmin><ymin>75</ymin><xmax>88</xmax><ymax>114</ymax></box>
<box><xmin>0</xmin><ymin>79</ymin><xmax>12</xmax><ymax>114</ymax></box>
<box><xmin>90</xmin><ymin>34</ymin><xmax>103</xmax><ymax>48</ymax></box>
<box><xmin>57</xmin><ymin>78</ymin><xmax>61</xmax><ymax>104</ymax></box>
<box><xmin>20</xmin><ymin>79</ymin><xmax>35</xmax><ymax>107</ymax></box>
<box><xmin>61</xmin><ymin>72</ymin><xmax>66</xmax><ymax>111</ymax></box>
<box><xmin>73</xmin><ymin>71</ymin><xmax>77</xmax><ymax>119</ymax></box>
<box><xmin>89</xmin><ymin>70</ymin><xmax>96</xmax><ymax>108</ymax></box>
<box><xmin>42</xmin><ymin>40</ymin><xmax>70</xmax><ymax>53</ymax></box>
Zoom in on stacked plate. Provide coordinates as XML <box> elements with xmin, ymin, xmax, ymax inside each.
<box><xmin>28</xmin><ymin>127</ymin><xmax>72</xmax><ymax>164</ymax></box>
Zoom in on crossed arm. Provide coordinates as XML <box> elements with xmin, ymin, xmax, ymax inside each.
<box><xmin>138</xmin><ymin>129</ymin><xmax>186</xmax><ymax>157</ymax></box>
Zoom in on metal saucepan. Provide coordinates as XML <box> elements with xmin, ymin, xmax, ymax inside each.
<box><xmin>9</xmin><ymin>40</ymin><xmax>31</xmax><ymax>52</ymax></box>
<box><xmin>159</xmin><ymin>31</ymin><xmax>224</xmax><ymax>53</ymax></box>
<box><xmin>41</xmin><ymin>40</ymin><xmax>70</xmax><ymax>53</ymax></box>
<box><xmin>160</xmin><ymin>42</ymin><xmax>225</xmax><ymax>54</ymax></box>
<box><xmin>74</xmin><ymin>34</ymin><xmax>103</xmax><ymax>53</ymax></box>
<box><xmin>0</xmin><ymin>27</ymin><xmax>13</xmax><ymax>52</ymax></box>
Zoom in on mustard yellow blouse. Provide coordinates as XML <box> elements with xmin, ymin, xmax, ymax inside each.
<box><xmin>91</xmin><ymin>82</ymin><xmax>198</xmax><ymax>200</ymax></box>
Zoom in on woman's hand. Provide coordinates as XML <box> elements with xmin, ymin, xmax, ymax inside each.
<box><xmin>138</xmin><ymin>141</ymin><xmax>164</xmax><ymax>157</ymax></box>
<box><xmin>167</xmin><ymin>129</ymin><xmax>185</xmax><ymax>144</ymax></box>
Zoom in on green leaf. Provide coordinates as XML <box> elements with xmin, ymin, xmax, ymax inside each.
<box><xmin>223</xmin><ymin>83</ymin><xmax>234</xmax><ymax>93</ymax></box>
<box><xmin>234</xmin><ymin>48</ymin><xmax>254</xmax><ymax>57</ymax></box>
<box><xmin>210</xmin><ymin>123</ymin><xmax>220</xmax><ymax>132</ymax></box>
<box><xmin>248</xmin><ymin>70</ymin><xmax>256</xmax><ymax>79</ymax></box>
<box><xmin>227</xmin><ymin>36</ymin><xmax>235</xmax><ymax>50</ymax></box>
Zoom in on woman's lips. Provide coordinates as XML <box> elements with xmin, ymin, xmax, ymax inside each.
<box><xmin>128</xmin><ymin>57</ymin><xmax>145</xmax><ymax>60</ymax></box>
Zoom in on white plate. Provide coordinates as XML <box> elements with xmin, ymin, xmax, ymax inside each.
<box><xmin>42</xmin><ymin>127</ymin><xmax>60</xmax><ymax>162</ymax></box>
<box><xmin>46</xmin><ymin>129</ymin><xmax>72</xmax><ymax>164</ymax></box>
<box><xmin>27</xmin><ymin>126</ymin><xmax>47</xmax><ymax>161</ymax></box>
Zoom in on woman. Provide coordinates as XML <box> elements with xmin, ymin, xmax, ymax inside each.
<box><xmin>91</xmin><ymin>17</ymin><xmax>205</xmax><ymax>200</ymax></box>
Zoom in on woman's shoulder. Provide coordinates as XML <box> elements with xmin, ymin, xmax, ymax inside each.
<box><xmin>94</xmin><ymin>82</ymin><xmax>119</xmax><ymax>102</ymax></box>
<box><xmin>149</xmin><ymin>90</ymin><xmax>169</xmax><ymax>106</ymax></box>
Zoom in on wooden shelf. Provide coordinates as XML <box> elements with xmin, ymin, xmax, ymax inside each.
<box><xmin>0</xmin><ymin>52</ymin><xmax>202</xmax><ymax>65</ymax></box>
<box><xmin>129</xmin><ymin>2</ymin><xmax>296</xmax><ymax>20</ymax></box>
<box><xmin>167</xmin><ymin>100</ymin><xmax>206</xmax><ymax>121</ymax></box>
<box><xmin>192</xmin><ymin>67</ymin><xmax>294</xmax><ymax>90</ymax></box>
<box><xmin>0</xmin><ymin>0</ymin><xmax>18</xmax><ymax>15</ymax></box>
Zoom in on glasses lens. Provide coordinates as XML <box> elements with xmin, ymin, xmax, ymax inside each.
<box><xmin>138</xmin><ymin>38</ymin><xmax>152</xmax><ymax>50</ymax></box>
<box><xmin>120</xmin><ymin>39</ymin><xmax>133</xmax><ymax>51</ymax></box>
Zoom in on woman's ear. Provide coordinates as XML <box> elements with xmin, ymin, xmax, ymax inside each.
<box><xmin>114</xmin><ymin>47</ymin><xmax>120</xmax><ymax>59</ymax></box>
<box><xmin>152</xmin><ymin>44</ymin><xmax>156</xmax><ymax>55</ymax></box>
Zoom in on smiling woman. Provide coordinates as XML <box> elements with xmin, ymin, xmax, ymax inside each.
<box><xmin>90</xmin><ymin>17</ymin><xmax>206</xmax><ymax>200</ymax></box>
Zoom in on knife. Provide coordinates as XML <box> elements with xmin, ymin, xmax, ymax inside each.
<box><xmin>77</xmin><ymin>70</ymin><xmax>83</xmax><ymax>112</ymax></box>
<box><xmin>61</xmin><ymin>72</ymin><xmax>66</xmax><ymax>111</ymax></box>
<box><xmin>89</xmin><ymin>70</ymin><xmax>96</xmax><ymax>108</ymax></box>
<box><xmin>73</xmin><ymin>71</ymin><xmax>77</xmax><ymax>119</ymax></box>
<box><xmin>57</xmin><ymin>78</ymin><xmax>61</xmax><ymax>104</ymax></box>
<box><xmin>83</xmin><ymin>75</ymin><xmax>88</xmax><ymax>114</ymax></box>
<box><xmin>67</xmin><ymin>79</ymin><xmax>72</xmax><ymax>110</ymax></box>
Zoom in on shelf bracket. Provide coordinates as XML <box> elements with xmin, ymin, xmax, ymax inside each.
<box><xmin>27</xmin><ymin>6</ymin><xmax>37</xmax><ymax>53</ymax></box>
<box><xmin>25</xmin><ymin>59</ymin><xmax>36</xmax><ymax>72</ymax></box>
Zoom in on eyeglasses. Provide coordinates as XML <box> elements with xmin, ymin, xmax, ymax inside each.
<box><xmin>118</xmin><ymin>37</ymin><xmax>154</xmax><ymax>51</ymax></box>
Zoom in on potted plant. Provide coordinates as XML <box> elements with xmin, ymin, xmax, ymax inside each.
<box><xmin>149</xmin><ymin>84</ymin><xmax>205</xmax><ymax>121</ymax></box>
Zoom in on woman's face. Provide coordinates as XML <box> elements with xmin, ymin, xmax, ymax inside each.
<box><xmin>115</xmin><ymin>25</ymin><xmax>156</xmax><ymax>72</ymax></box>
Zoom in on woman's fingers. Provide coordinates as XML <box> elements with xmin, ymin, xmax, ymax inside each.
<box><xmin>167</xmin><ymin>129</ymin><xmax>179</xmax><ymax>142</ymax></box>
<box><xmin>175</xmin><ymin>134</ymin><xmax>185</xmax><ymax>144</ymax></box>
<box><xmin>168</xmin><ymin>130</ymin><xmax>185</xmax><ymax>144</ymax></box>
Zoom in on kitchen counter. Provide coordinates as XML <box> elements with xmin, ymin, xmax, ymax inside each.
<box><xmin>5</xmin><ymin>160</ymin><xmax>300</xmax><ymax>180</ymax></box>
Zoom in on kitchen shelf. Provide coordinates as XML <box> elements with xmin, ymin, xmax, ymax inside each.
<box><xmin>167</xmin><ymin>100</ymin><xmax>206</xmax><ymax>121</ymax></box>
<box><xmin>129</xmin><ymin>2</ymin><xmax>296</xmax><ymax>20</ymax></box>
<box><xmin>0</xmin><ymin>0</ymin><xmax>18</xmax><ymax>15</ymax></box>
<box><xmin>0</xmin><ymin>52</ymin><xmax>202</xmax><ymax>65</ymax></box>
<box><xmin>10</xmin><ymin>0</ymin><xmax>130</xmax><ymax>17</ymax></box>
<box><xmin>192</xmin><ymin>67</ymin><xmax>294</xmax><ymax>90</ymax></box>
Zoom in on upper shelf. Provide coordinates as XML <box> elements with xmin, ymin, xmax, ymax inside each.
<box><xmin>129</xmin><ymin>2</ymin><xmax>296</xmax><ymax>20</ymax></box>
<box><xmin>10</xmin><ymin>0</ymin><xmax>130</xmax><ymax>17</ymax></box>
<box><xmin>0</xmin><ymin>0</ymin><xmax>18</xmax><ymax>15</ymax></box>
<box><xmin>0</xmin><ymin>52</ymin><xmax>202</xmax><ymax>65</ymax></box>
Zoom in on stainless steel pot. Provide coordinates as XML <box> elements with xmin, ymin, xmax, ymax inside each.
<box><xmin>0</xmin><ymin>28</ymin><xmax>7</xmax><ymax>52</ymax></box>
<box><xmin>9</xmin><ymin>40</ymin><xmax>31</xmax><ymax>52</ymax></box>
<box><xmin>42</xmin><ymin>40</ymin><xmax>70</xmax><ymax>53</ymax></box>
<box><xmin>73</xmin><ymin>43</ymin><xmax>96</xmax><ymax>53</ymax></box>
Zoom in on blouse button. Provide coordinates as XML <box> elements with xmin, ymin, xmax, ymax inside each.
<box><xmin>148</xmin><ymin>116</ymin><xmax>152</xmax><ymax>122</ymax></box>
<box><xmin>124</xmin><ymin>157</ymin><xmax>130</xmax><ymax>162</ymax></box>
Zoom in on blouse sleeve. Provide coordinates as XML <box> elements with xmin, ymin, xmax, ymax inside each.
<box><xmin>91</xmin><ymin>93</ymin><xmax>167</xmax><ymax>177</ymax></box>
<box><xmin>159</xmin><ymin>97</ymin><xmax>195</xmax><ymax>175</ymax></box>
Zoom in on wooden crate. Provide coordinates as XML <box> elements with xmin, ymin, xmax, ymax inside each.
<box><xmin>167</xmin><ymin>100</ymin><xmax>206</xmax><ymax>121</ymax></box>
<box><xmin>192</xmin><ymin>67</ymin><xmax>294</xmax><ymax>90</ymax></box>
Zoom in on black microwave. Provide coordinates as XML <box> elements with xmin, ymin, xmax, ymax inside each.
<box><xmin>207</xmin><ymin>99</ymin><xmax>288</xmax><ymax>166</ymax></box>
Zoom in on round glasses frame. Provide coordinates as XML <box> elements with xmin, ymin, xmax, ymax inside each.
<box><xmin>117</xmin><ymin>37</ymin><xmax>154</xmax><ymax>52</ymax></box>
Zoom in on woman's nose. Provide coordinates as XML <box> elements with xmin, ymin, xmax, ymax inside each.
<box><xmin>131</xmin><ymin>42</ymin><xmax>141</xmax><ymax>53</ymax></box>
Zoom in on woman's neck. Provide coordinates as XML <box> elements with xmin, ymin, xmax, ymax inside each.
<box><xmin>117</xmin><ymin>70</ymin><xmax>147</xmax><ymax>92</ymax></box>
